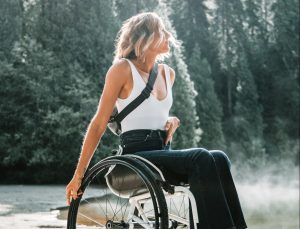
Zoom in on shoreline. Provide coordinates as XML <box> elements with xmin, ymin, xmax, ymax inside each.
<box><xmin>0</xmin><ymin>181</ymin><xmax>299</xmax><ymax>229</ymax></box>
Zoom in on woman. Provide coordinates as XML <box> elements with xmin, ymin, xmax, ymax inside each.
<box><xmin>66</xmin><ymin>12</ymin><xmax>248</xmax><ymax>229</ymax></box>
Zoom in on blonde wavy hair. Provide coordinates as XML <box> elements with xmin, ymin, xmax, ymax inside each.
<box><xmin>113</xmin><ymin>12</ymin><xmax>179</xmax><ymax>64</ymax></box>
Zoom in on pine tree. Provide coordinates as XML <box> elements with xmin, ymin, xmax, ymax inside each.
<box><xmin>0</xmin><ymin>0</ymin><xmax>23</xmax><ymax>61</ymax></box>
<box><xmin>230</xmin><ymin>49</ymin><xmax>264</xmax><ymax>158</ymax></box>
<box><xmin>167</xmin><ymin>0</ymin><xmax>214</xmax><ymax>62</ymax></box>
<box><xmin>211</xmin><ymin>0</ymin><xmax>265</xmax><ymax>159</ymax></box>
<box><xmin>0</xmin><ymin>35</ymin><xmax>89</xmax><ymax>182</ymax></box>
<box><xmin>188</xmin><ymin>43</ymin><xmax>225</xmax><ymax>149</ymax></box>
<box><xmin>30</xmin><ymin>0</ymin><xmax>122</xmax><ymax>160</ymax></box>
<box><xmin>114</xmin><ymin>0</ymin><xmax>158</xmax><ymax>21</ymax></box>
<box><xmin>262</xmin><ymin>0</ymin><xmax>300</xmax><ymax>160</ymax></box>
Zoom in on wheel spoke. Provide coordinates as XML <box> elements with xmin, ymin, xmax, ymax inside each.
<box><xmin>77</xmin><ymin>211</ymin><xmax>105</xmax><ymax>227</ymax></box>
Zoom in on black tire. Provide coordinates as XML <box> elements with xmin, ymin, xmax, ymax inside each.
<box><xmin>67</xmin><ymin>156</ymin><xmax>168</xmax><ymax>229</ymax></box>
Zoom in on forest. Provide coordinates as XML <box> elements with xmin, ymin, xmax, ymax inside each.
<box><xmin>0</xmin><ymin>0</ymin><xmax>299</xmax><ymax>183</ymax></box>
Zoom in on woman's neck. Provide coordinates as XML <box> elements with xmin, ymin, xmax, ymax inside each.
<box><xmin>132</xmin><ymin>54</ymin><xmax>157</xmax><ymax>74</ymax></box>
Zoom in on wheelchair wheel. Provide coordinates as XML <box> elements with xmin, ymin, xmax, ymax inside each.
<box><xmin>67</xmin><ymin>156</ymin><xmax>168</xmax><ymax>229</ymax></box>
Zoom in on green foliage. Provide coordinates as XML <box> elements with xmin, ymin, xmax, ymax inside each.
<box><xmin>188</xmin><ymin>43</ymin><xmax>225</xmax><ymax>149</ymax></box>
<box><xmin>0</xmin><ymin>36</ymin><xmax>96</xmax><ymax>182</ymax></box>
<box><xmin>0</xmin><ymin>0</ymin><xmax>23</xmax><ymax>60</ymax></box>
<box><xmin>230</xmin><ymin>50</ymin><xmax>264</xmax><ymax>158</ymax></box>
<box><xmin>167</xmin><ymin>0</ymin><xmax>212</xmax><ymax>61</ymax></box>
<box><xmin>0</xmin><ymin>0</ymin><xmax>298</xmax><ymax>183</ymax></box>
<box><xmin>114</xmin><ymin>0</ymin><xmax>158</xmax><ymax>21</ymax></box>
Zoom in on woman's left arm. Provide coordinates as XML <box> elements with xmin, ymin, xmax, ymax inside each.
<box><xmin>164</xmin><ymin>67</ymin><xmax>180</xmax><ymax>145</ymax></box>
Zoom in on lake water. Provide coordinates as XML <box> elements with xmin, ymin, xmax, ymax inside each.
<box><xmin>0</xmin><ymin>175</ymin><xmax>299</xmax><ymax>228</ymax></box>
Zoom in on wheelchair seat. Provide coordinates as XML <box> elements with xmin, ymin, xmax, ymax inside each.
<box><xmin>105</xmin><ymin>150</ymin><xmax>190</xmax><ymax>198</ymax></box>
<box><xmin>105</xmin><ymin>164</ymin><xmax>148</xmax><ymax>198</ymax></box>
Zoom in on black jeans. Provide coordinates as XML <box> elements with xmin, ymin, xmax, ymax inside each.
<box><xmin>119</xmin><ymin>129</ymin><xmax>248</xmax><ymax>229</ymax></box>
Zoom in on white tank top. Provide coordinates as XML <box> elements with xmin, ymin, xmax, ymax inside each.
<box><xmin>116</xmin><ymin>58</ymin><xmax>173</xmax><ymax>134</ymax></box>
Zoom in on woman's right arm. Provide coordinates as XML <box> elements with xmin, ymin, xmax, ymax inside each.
<box><xmin>66</xmin><ymin>60</ymin><xmax>128</xmax><ymax>205</ymax></box>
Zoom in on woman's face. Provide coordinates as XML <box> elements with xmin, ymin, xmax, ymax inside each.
<box><xmin>149</xmin><ymin>27</ymin><xmax>171</xmax><ymax>54</ymax></box>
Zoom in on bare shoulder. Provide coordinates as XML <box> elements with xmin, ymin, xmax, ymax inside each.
<box><xmin>161</xmin><ymin>63</ymin><xmax>176</xmax><ymax>87</ymax></box>
<box><xmin>105</xmin><ymin>59</ymin><xmax>131</xmax><ymax>84</ymax></box>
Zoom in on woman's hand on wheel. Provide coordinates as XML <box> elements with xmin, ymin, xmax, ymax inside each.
<box><xmin>66</xmin><ymin>174</ymin><xmax>84</xmax><ymax>206</ymax></box>
<box><xmin>164</xmin><ymin>116</ymin><xmax>180</xmax><ymax>145</ymax></box>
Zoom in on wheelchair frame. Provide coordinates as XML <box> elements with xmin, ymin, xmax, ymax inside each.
<box><xmin>67</xmin><ymin>145</ymin><xmax>199</xmax><ymax>229</ymax></box>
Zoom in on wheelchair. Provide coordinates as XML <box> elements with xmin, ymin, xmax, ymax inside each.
<box><xmin>67</xmin><ymin>146</ymin><xmax>199</xmax><ymax>229</ymax></box>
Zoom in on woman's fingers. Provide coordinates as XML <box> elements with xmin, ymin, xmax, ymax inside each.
<box><xmin>165</xmin><ymin>117</ymin><xmax>180</xmax><ymax>145</ymax></box>
<box><xmin>72</xmin><ymin>189</ymin><xmax>78</xmax><ymax>200</ymax></box>
<box><xmin>66</xmin><ymin>189</ymin><xmax>78</xmax><ymax>205</ymax></box>
<box><xmin>66</xmin><ymin>188</ymin><xmax>72</xmax><ymax>206</ymax></box>
<box><xmin>165</xmin><ymin>121</ymin><xmax>171</xmax><ymax>130</ymax></box>
<box><xmin>165</xmin><ymin>129</ymin><xmax>171</xmax><ymax>144</ymax></box>
<box><xmin>165</xmin><ymin>134</ymin><xmax>173</xmax><ymax>145</ymax></box>
<box><xmin>66</xmin><ymin>185</ymin><xmax>83</xmax><ymax>206</ymax></box>
<box><xmin>165</xmin><ymin>125</ymin><xmax>174</xmax><ymax>144</ymax></box>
